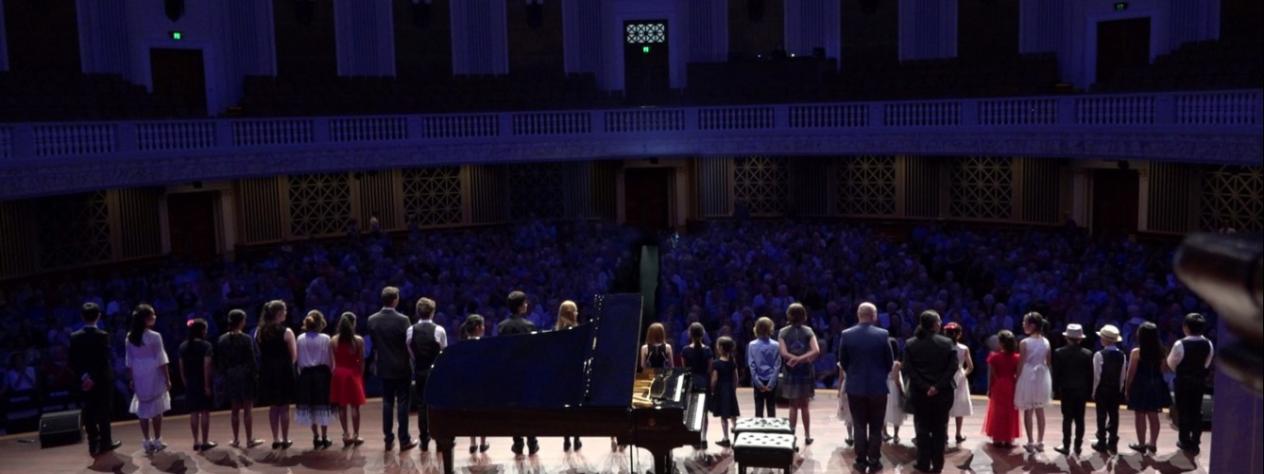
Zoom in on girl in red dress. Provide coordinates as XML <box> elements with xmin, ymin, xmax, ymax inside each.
<box><xmin>983</xmin><ymin>330</ymin><xmax>1022</xmax><ymax>447</ymax></box>
<box><xmin>329</xmin><ymin>312</ymin><xmax>366</xmax><ymax>447</ymax></box>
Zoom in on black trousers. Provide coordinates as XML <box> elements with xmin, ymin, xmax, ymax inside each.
<box><xmin>414</xmin><ymin>372</ymin><xmax>430</xmax><ymax>444</ymax></box>
<box><xmin>1174</xmin><ymin>378</ymin><xmax>1206</xmax><ymax>448</ymax></box>
<box><xmin>1060</xmin><ymin>396</ymin><xmax>1088</xmax><ymax>447</ymax></box>
<box><xmin>753</xmin><ymin>388</ymin><xmax>777</xmax><ymax>418</ymax></box>
<box><xmin>1095</xmin><ymin>394</ymin><xmax>1121</xmax><ymax>446</ymax></box>
<box><xmin>82</xmin><ymin>385</ymin><xmax>114</xmax><ymax>451</ymax></box>
<box><xmin>848</xmin><ymin>394</ymin><xmax>888</xmax><ymax>465</ymax></box>
<box><xmin>381</xmin><ymin>378</ymin><xmax>412</xmax><ymax>444</ymax></box>
<box><xmin>911</xmin><ymin>394</ymin><xmax>952</xmax><ymax>470</ymax></box>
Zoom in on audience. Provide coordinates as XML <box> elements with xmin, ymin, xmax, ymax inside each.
<box><xmin>658</xmin><ymin>220</ymin><xmax>1218</xmax><ymax>394</ymax></box>
<box><xmin>0</xmin><ymin>220</ymin><xmax>637</xmax><ymax>434</ymax></box>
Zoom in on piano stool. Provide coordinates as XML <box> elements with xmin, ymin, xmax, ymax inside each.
<box><xmin>732</xmin><ymin>417</ymin><xmax>793</xmax><ymax>435</ymax></box>
<box><xmin>732</xmin><ymin>432</ymin><xmax>797</xmax><ymax>474</ymax></box>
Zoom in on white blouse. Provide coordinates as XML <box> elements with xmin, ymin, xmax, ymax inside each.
<box><xmin>297</xmin><ymin>332</ymin><xmax>332</xmax><ymax>369</ymax></box>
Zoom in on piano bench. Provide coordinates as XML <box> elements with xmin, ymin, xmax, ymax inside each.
<box><xmin>732</xmin><ymin>417</ymin><xmax>794</xmax><ymax>435</ymax></box>
<box><xmin>733</xmin><ymin>432</ymin><xmax>796</xmax><ymax>474</ymax></box>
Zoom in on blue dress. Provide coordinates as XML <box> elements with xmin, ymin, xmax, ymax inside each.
<box><xmin>708</xmin><ymin>358</ymin><xmax>741</xmax><ymax>417</ymax></box>
<box><xmin>1127</xmin><ymin>359</ymin><xmax>1171</xmax><ymax>412</ymax></box>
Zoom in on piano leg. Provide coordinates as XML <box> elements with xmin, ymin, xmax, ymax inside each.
<box><xmin>436</xmin><ymin>437</ymin><xmax>455</xmax><ymax>474</ymax></box>
<box><xmin>646</xmin><ymin>445</ymin><xmax>675</xmax><ymax>474</ymax></box>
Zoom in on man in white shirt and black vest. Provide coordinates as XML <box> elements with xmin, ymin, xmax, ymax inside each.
<box><xmin>1091</xmin><ymin>325</ymin><xmax>1127</xmax><ymax>454</ymax></box>
<box><xmin>1167</xmin><ymin>313</ymin><xmax>1214</xmax><ymax>455</ymax></box>
<box><xmin>406</xmin><ymin>297</ymin><xmax>447</xmax><ymax>451</ymax></box>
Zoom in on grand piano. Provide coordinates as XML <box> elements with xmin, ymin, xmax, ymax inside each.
<box><xmin>425</xmin><ymin>293</ymin><xmax>706</xmax><ymax>474</ymax></box>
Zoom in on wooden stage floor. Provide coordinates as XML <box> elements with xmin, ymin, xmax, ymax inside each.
<box><xmin>0</xmin><ymin>389</ymin><xmax>1210</xmax><ymax>473</ymax></box>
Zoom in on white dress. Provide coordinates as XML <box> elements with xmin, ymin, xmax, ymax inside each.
<box><xmin>126</xmin><ymin>330</ymin><xmax>171</xmax><ymax>419</ymax></box>
<box><xmin>949</xmin><ymin>343</ymin><xmax>974</xmax><ymax>417</ymax></box>
<box><xmin>836</xmin><ymin>385</ymin><xmax>852</xmax><ymax>423</ymax></box>
<box><xmin>1013</xmin><ymin>336</ymin><xmax>1053</xmax><ymax>410</ymax></box>
<box><xmin>885</xmin><ymin>371</ymin><xmax>907</xmax><ymax>426</ymax></box>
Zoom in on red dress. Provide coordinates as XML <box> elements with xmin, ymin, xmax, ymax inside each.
<box><xmin>983</xmin><ymin>351</ymin><xmax>1021</xmax><ymax>442</ymax></box>
<box><xmin>329</xmin><ymin>339</ymin><xmax>366</xmax><ymax>406</ymax></box>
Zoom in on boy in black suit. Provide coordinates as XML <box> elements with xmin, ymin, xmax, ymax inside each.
<box><xmin>1168</xmin><ymin>313</ymin><xmax>1214</xmax><ymax>455</ymax></box>
<box><xmin>70</xmin><ymin>303</ymin><xmax>120</xmax><ymax>456</ymax></box>
<box><xmin>1091</xmin><ymin>324</ymin><xmax>1126</xmax><ymax>454</ymax></box>
<box><xmin>497</xmin><ymin>290</ymin><xmax>539</xmax><ymax>456</ymax></box>
<box><xmin>1052</xmin><ymin>324</ymin><xmax>1093</xmax><ymax>456</ymax></box>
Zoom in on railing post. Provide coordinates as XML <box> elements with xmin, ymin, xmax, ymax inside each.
<box><xmin>591</xmin><ymin>110</ymin><xmax>606</xmax><ymax>134</ymax></box>
<box><xmin>116</xmin><ymin>122</ymin><xmax>138</xmax><ymax>153</ymax></box>
<box><xmin>12</xmin><ymin>124</ymin><xmax>35</xmax><ymax>159</ymax></box>
<box><xmin>1058</xmin><ymin>96</ymin><xmax>1076</xmax><ymax>125</ymax></box>
<box><xmin>1155</xmin><ymin>93</ymin><xmax>1177</xmax><ymax>125</ymax></box>
<box><xmin>499</xmin><ymin>113</ymin><xmax>513</xmax><ymax>137</ymax></box>
<box><xmin>773</xmin><ymin>104</ymin><xmax>790</xmax><ymax>129</ymax></box>
<box><xmin>869</xmin><ymin>103</ymin><xmax>884</xmax><ymax>128</ymax></box>
<box><xmin>215</xmin><ymin>120</ymin><xmax>234</xmax><ymax>148</ymax></box>
<box><xmin>312</xmin><ymin>117</ymin><xmax>331</xmax><ymax>144</ymax></box>
<box><xmin>961</xmin><ymin>99</ymin><xmax>979</xmax><ymax>126</ymax></box>
<box><xmin>685</xmin><ymin>107</ymin><xmax>699</xmax><ymax>132</ymax></box>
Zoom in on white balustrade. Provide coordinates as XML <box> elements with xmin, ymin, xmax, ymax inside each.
<box><xmin>1074</xmin><ymin>95</ymin><xmax>1156</xmax><ymax>125</ymax></box>
<box><xmin>232</xmin><ymin>119</ymin><xmax>314</xmax><ymax>146</ymax></box>
<box><xmin>511</xmin><ymin>112</ymin><xmax>592</xmax><ymax>136</ymax></box>
<box><xmin>978</xmin><ymin>98</ymin><xmax>1059</xmax><ymax>125</ymax></box>
<box><xmin>698</xmin><ymin>106</ymin><xmax>775</xmax><ymax>130</ymax></box>
<box><xmin>883</xmin><ymin>102</ymin><xmax>961</xmax><ymax>127</ymax></box>
<box><xmin>33</xmin><ymin>124</ymin><xmax>116</xmax><ymax>156</ymax></box>
<box><xmin>330</xmin><ymin>117</ymin><xmax>410</xmax><ymax>142</ymax></box>
<box><xmin>788</xmin><ymin>104</ymin><xmax>868</xmax><ymax>128</ymax></box>
<box><xmin>137</xmin><ymin>121</ymin><xmax>218</xmax><ymax>151</ymax></box>
<box><xmin>1175</xmin><ymin>90</ymin><xmax>1262</xmax><ymax>126</ymax></box>
<box><xmin>420</xmin><ymin>114</ymin><xmax>499</xmax><ymax>138</ymax></box>
<box><xmin>604</xmin><ymin>109</ymin><xmax>685</xmax><ymax>132</ymax></box>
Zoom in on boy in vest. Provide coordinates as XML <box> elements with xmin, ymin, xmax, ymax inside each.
<box><xmin>406</xmin><ymin>297</ymin><xmax>447</xmax><ymax>451</ymax></box>
<box><xmin>1091</xmin><ymin>325</ymin><xmax>1126</xmax><ymax>454</ymax></box>
<box><xmin>1168</xmin><ymin>313</ymin><xmax>1214</xmax><ymax>455</ymax></box>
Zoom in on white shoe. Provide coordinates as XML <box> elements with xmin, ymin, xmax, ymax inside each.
<box><xmin>153</xmin><ymin>439</ymin><xmax>167</xmax><ymax>452</ymax></box>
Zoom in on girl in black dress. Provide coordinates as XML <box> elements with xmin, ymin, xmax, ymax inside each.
<box><xmin>680</xmin><ymin>322</ymin><xmax>713</xmax><ymax>449</ymax></box>
<box><xmin>216</xmin><ymin>309</ymin><xmax>262</xmax><ymax>448</ymax></box>
<box><xmin>709</xmin><ymin>336</ymin><xmax>740</xmax><ymax>448</ymax></box>
<box><xmin>256</xmin><ymin>300</ymin><xmax>297</xmax><ymax>449</ymax></box>
<box><xmin>460</xmin><ymin>314</ymin><xmax>490</xmax><ymax>454</ymax></box>
<box><xmin>179</xmin><ymin>318</ymin><xmax>215</xmax><ymax>451</ymax></box>
<box><xmin>640</xmin><ymin>322</ymin><xmax>673</xmax><ymax>371</ymax></box>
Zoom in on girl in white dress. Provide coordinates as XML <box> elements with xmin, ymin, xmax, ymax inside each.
<box><xmin>944</xmin><ymin>323</ymin><xmax>975</xmax><ymax>444</ymax></box>
<box><xmin>835</xmin><ymin>362</ymin><xmax>853</xmax><ymax>446</ymax></box>
<box><xmin>1014</xmin><ymin>312</ymin><xmax>1053</xmax><ymax>453</ymax></box>
<box><xmin>883</xmin><ymin>338</ymin><xmax>907</xmax><ymax>443</ymax></box>
<box><xmin>126</xmin><ymin>304</ymin><xmax>172</xmax><ymax>454</ymax></box>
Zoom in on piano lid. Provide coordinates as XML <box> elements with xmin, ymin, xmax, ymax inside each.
<box><xmin>425</xmin><ymin>293</ymin><xmax>643</xmax><ymax>410</ymax></box>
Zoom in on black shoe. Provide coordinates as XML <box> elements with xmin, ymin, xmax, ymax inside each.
<box><xmin>420</xmin><ymin>439</ymin><xmax>430</xmax><ymax>452</ymax></box>
<box><xmin>1054</xmin><ymin>445</ymin><xmax>1070</xmax><ymax>456</ymax></box>
<box><xmin>511</xmin><ymin>442</ymin><xmax>524</xmax><ymax>456</ymax></box>
<box><xmin>1129</xmin><ymin>443</ymin><xmax>1148</xmax><ymax>454</ymax></box>
<box><xmin>716</xmin><ymin>439</ymin><xmax>732</xmax><ymax>448</ymax></box>
<box><xmin>479</xmin><ymin>443</ymin><xmax>490</xmax><ymax>453</ymax></box>
<box><xmin>806</xmin><ymin>437</ymin><xmax>814</xmax><ymax>445</ymax></box>
<box><xmin>956</xmin><ymin>435</ymin><xmax>967</xmax><ymax>444</ymax></box>
<box><xmin>469</xmin><ymin>444</ymin><xmax>478</xmax><ymax>454</ymax></box>
<box><xmin>272</xmin><ymin>441</ymin><xmax>282</xmax><ymax>450</ymax></box>
<box><xmin>323</xmin><ymin>438</ymin><xmax>334</xmax><ymax>449</ymax></box>
<box><xmin>854</xmin><ymin>460</ymin><xmax>871</xmax><ymax>472</ymax></box>
<box><xmin>384</xmin><ymin>439</ymin><xmax>395</xmax><ymax>451</ymax></box>
<box><xmin>247</xmin><ymin>439</ymin><xmax>265</xmax><ymax>448</ymax></box>
<box><xmin>528</xmin><ymin>441</ymin><xmax>540</xmax><ymax>455</ymax></box>
<box><xmin>563</xmin><ymin>439</ymin><xmax>571</xmax><ymax>452</ymax></box>
<box><xmin>314</xmin><ymin>438</ymin><xmax>323</xmax><ymax>450</ymax></box>
<box><xmin>912</xmin><ymin>463</ymin><xmax>933</xmax><ymax>472</ymax></box>
<box><xmin>574</xmin><ymin>439</ymin><xmax>582</xmax><ymax>450</ymax></box>
<box><xmin>203</xmin><ymin>441</ymin><xmax>218</xmax><ymax>451</ymax></box>
<box><xmin>845</xmin><ymin>437</ymin><xmax>854</xmax><ymax>446</ymax></box>
<box><xmin>1091</xmin><ymin>441</ymin><xmax>1108</xmax><ymax>453</ymax></box>
<box><xmin>400</xmin><ymin>440</ymin><xmax>418</xmax><ymax>451</ymax></box>
<box><xmin>281</xmin><ymin>440</ymin><xmax>293</xmax><ymax>449</ymax></box>
<box><xmin>102</xmin><ymin>440</ymin><xmax>122</xmax><ymax>453</ymax></box>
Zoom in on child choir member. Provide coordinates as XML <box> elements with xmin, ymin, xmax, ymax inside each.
<box><xmin>555</xmin><ymin>301</ymin><xmax>583</xmax><ymax>452</ymax></box>
<box><xmin>1126</xmin><ymin>322</ymin><xmax>1171</xmax><ymax>454</ymax></box>
<box><xmin>216</xmin><ymin>309</ymin><xmax>262</xmax><ymax>448</ymax></box>
<box><xmin>779</xmin><ymin>303</ymin><xmax>820</xmax><ymax>446</ymax></box>
<box><xmin>179</xmin><ymin>318</ymin><xmax>215</xmax><ymax>451</ymax></box>
<box><xmin>709</xmin><ymin>336</ymin><xmax>740</xmax><ymax>447</ymax></box>
<box><xmin>459</xmin><ymin>314</ymin><xmax>490</xmax><ymax>454</ymax></box>
<box><xmin>296</xmin><ymin>311</ymin><xmax>334</xmax><ymax>449</ymax></box>
<box><xmin>1051</xmin><ymin>324</ymin><xmax>1092</xmax><ymax>456</ymax></box>
<box><xmin>983</xmin><ymin>330</ymin><xmax>1021</xmax><ymax>447</ymax></box>
<box><xmin>681</xmin><ymin>322</ymin><xmax>713</xmax><ymax>449</ymax></box>
<box><xmin>1168</xmin><ymin>313</ymin><xmax>1213</xmax><ymax>455</ymax></box>
<box><xmin>1091</xmin><ymin>324</ymin><xmax>1125</xmax><ymax>454</ymax></box>
<box><xmin>641</xmin><ymin>322</ymin><xmax>674</xmax><ymax>371</ymax></box>
<box><xmin>127</xmin><ymin>304</ymin><xmax>171</xmax><ymax>454</ymax></box>
<box><xmin>944</xmin><ymin>322</ymin><xmax>974</xmax><ymax>444</ymax></box>
<box><xmin>1014</xmin><ymin>312</ymin><xmax>1052</xmax><ymax>453</ymax></box>
<box><xmin>329</xmin><ymin>312</ymin><xmax>367</xmax><ymax>447</ymax></box>
<box><xmin>257</xmin><ymin>300</ymin><xmax>298</xmax><ymax>449</ymax></box>
<box><xmin>747</xmin><ymin>317</ymin><xmax>781</xmax><ymax>419</ymax></box>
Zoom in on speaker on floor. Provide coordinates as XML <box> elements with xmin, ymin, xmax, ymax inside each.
<box><xmin>39</xmin><ymin>410</ymin><xmax>82</xmax><ymax>449</ymax></box>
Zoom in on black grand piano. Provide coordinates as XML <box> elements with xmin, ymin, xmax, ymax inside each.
<box><xmin>424</xmin><ymin>293</ymin><xmax>706</xmax><ymax>473</ymax></box>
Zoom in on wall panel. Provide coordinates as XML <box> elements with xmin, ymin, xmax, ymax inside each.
<box><xmin>1018</xmin><ymin>157</ymin><xmax>1062</xmax><ymax>224</ymax></box>
<box><xmin>1146</xmin><ymin>162</ymin><xmax>1197</xmax><ymax>233</ymax></box>
<box><xmin>236</xmin><ymin>177</ymin><xmax>285</xmax><ymax>244</ymax></box>
<box><xmin>357</xmin><ymin>170</ymin><xmax>400</xmax><ymax>231</ymax></box>
<box><xmin>835</xmin><ymin>155</ymin><xmax>897</xmax><ymax>217</ymax></box>
<box><xmin>114</xmin><ymin>188</ymin><xmax>163</xmax><ymax>259</ymax></box>
<box><xmin>468</xmin><ymin>164</ymin><xmax>508</xmax><ymax>224</ymax></box>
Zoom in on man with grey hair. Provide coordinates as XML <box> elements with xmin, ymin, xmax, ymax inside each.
<box><xmin>837</xmin><ymin>302</ymin><xmax>894</xmax><ymax>472</ymax></box>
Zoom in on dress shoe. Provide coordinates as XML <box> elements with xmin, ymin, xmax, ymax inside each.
<box><xmin>101</xmin><ymin>440</ymin><xmax>122</xmax><ymax>453</ymax></box>
<box><xmin>573</xmin><ymin>439</ymin><xmax>582</xmax><ymax>450</ymax></box>
<box><xmin>563</xmin><ymin>439</ymin><xmax>571</xmax><ymax>452</ymax></box>
<box><xmin>1053</xmin><ymin>445</ymin><xmax>1070</xmax><ymax>456</ymax></box>
<box><xmin>510</xmin><ymin>442</ymin><xmax>524</xmax><ymax>456</ymax></box>
<box><xmin>399</xmin><ymin>440</ymin><xmax>418</xmax><ymax>451</ymax></box>
<box><xmin>527</xmin><ymin>440</ymin><xmax>540</xmax><ymax>455</ymax></box>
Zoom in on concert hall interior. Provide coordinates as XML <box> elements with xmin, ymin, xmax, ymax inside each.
<box><xmin>0</xmin><ymin>0</ymin><xmax>1260</xmax><ymax>473</ymax></box>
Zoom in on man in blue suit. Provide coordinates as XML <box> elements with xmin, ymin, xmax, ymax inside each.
<box><xmin>837</xmin><ymin>302</ymin><xmax>894</xmax><ymax>472</ymax></box>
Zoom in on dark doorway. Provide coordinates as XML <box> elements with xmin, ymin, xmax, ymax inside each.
<box><xmin>1092</xmin><ymin>168</ymin><xmax>1139</xmax><ymax>237</ymax></box>
<box><xmin>167</xmin><ymin>191</ymin><xmax>219</xmax><ymax>262</ymax></box>
<box><xmin>623</xmin><ymin>20</ymin><xmax>669</xmax><ymax>104</ymax></box>
<box><xmin>1096</xmin><ymin>17</ymin><xmax>1150</xmax><ymax>86</ymax></box>
<box><xmin>150</xmin><ymin>48</ymin><xmax>207</xmax><ymax>116</ymax></box>
<box><xmin>624</xmin><ymin>168</ymin><xmax>672</xmax><ymax>232</ymax></box>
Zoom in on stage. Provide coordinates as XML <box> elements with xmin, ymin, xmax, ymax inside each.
<box><xmin>0</xmin><ymin>389</ymin><xmax>1210</xmax><ymax>473</ymax></box>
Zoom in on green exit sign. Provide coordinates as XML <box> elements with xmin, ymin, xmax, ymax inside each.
<box><xmin>1113</xmin><ymin>2</ymin><xmax>1128</xmax><ymax>11</ymax></box>
<box><xmin>642</xmin><ymin>45</ymin><xmax>650</xmax><ymax>54</ymax></box>
<box><xmin>169</xmin><ymin>30</ymin><xmax>183</xmax><ymax>41</ymax></box>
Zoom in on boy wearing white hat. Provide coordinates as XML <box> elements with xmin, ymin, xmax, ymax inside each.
<box><xmin>1052</xmin><ymin>324</ymin><xmax>1093</xmax><ymax>456</ymax></box>
<box><xmin>1091</xmin><ymin>324</ymin><xmax>1127</xmax><ymax>454</ymax></box>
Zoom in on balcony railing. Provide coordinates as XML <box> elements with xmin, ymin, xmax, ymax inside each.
<box><xmin>0</xmin><ymin>89</ymin><xmax>1259</xmax><ymax>199</ymax></box>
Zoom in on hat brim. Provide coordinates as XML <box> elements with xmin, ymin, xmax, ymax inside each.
<box><xmin>1096</xmin><ymin>332</ymin><xmax>1119</xmax><ymax>341</ymax></box>
<box><xmin>1063</xmin><ymin>332</ymin><xmax>1085</xmax><ymax>339</ymax></box>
